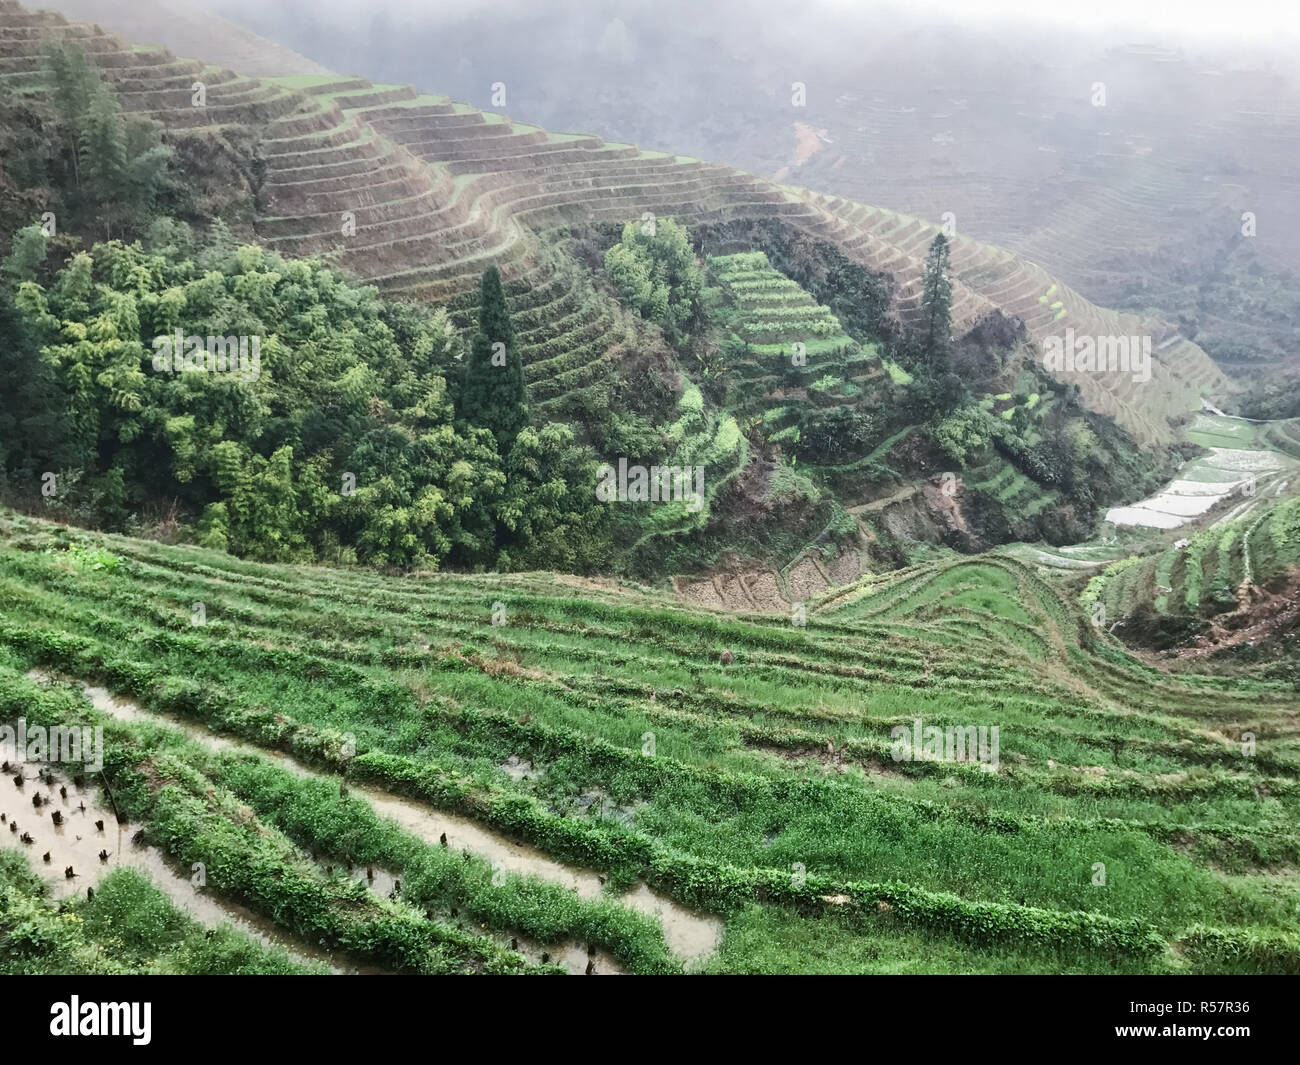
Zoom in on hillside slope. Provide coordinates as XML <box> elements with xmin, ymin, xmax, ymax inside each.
<box><xmin>2</xmin><ymin>0</ymin><xmax>1231</xmax><ymax>446</ymax></box>
<box><xmin>1087</xmin><ymin>485</ymin><xmax>1300</xmax><ymax>660</ymax></box>
<box><xmin>31</xmin><ymin>0</ymin><xmax>327</xmax><ymax>75</ymax></box>
<box><xmin>190</xmin><ymin>0</ymin><xmax>1300</xmax><ymax>375</ymax></box>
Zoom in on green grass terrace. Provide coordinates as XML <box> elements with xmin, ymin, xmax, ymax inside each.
<box><xmin>0</xmin><ymin>510</ymin><xmax>1297</xmax><ymax>974</ymax></box>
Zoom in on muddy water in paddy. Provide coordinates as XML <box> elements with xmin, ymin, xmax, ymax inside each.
<box><xmin>338</xmin><ymin>865</ymin><xmax>622</xmax><ymax>974</ymax></box>
<box><xmin>26</xmin><ymin>674</ymin><xmax>722</xmax><ymax>970</ymax></box>
<box><xmin>0</xmin><ymin>753</ymin><xmax>366</xmax><ymax>973</ymax></box>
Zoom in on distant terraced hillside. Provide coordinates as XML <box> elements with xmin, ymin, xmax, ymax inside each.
<box><xmin>1</xmin><ymin>1</ymin><xmax>1230</xmax><ymax>445</ymax></box>
<box><xmin>784</xmin><ymin>45</ymin><xmax>1300</xmax><ymax>298</ymax></box>
<box><xmin>32</xmin><ymin>0</ymin><xmax>327</xmax><ymax>75</ymax></box>
<box><xmin>793</xmin><ymin>58</ymin><xmax>1300</xmax><ymax>283</ymax></box>
<box><xmin>192</xmin><ymin>0</ymin><xmax>1300</xmax><ymax>374</ymax></box>
<box><xmin>786</xmin><ymin>67</ymin><xmax>1300</xmax><ymax>375</ymax></box>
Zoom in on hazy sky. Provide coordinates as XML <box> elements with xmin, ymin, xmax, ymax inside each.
<box><xmin>837</xmin><ymin>0</ymin><xmax>1300</xmax><ymax>38</ymax></box>
<box><xmin>272</xmin><ymin>0</ymin><xmax>1298</xmax><ymax>40</ymax></box>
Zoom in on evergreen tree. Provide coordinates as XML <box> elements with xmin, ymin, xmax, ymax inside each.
<box><xmin>46</xmin><ymin>42</ymin><xmax>98</xmax><ymax>130</ymax></box>
<box><xmin>45</xmin><ymin>42</ymin><xmax>98</xmax><ymax>192</ymax></box>
<box><xmin>43</xmin><ymin>41</ymin><xmax>173</xmax><ymax>238</ymax></box>
<box><xmin>457</xmin><ymin>265</ymin><xmax>528</xmax><ymax>450</ymax></box>
<box><xmin>79</xmin><ymin>92</ymin><xmax>127</xmax><ymax>236</ymax></box>
<box><xmin>121</xmin><ymin>116</ymin><xmax>174</xmax><ymax>218</ymax></box>
<box><xmin>921</xmin><ymin>233</ymin><xmax>953</xmax><ymax>371</ymax></box>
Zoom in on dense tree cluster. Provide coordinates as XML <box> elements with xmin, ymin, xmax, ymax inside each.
<box><xmin>604</xmin><ymin>217</ymin><xmax>703</xmax><ymax>345</ymax></box>
<box><xmin>0</xmin><ymin>229</ymin><xmax>609</xmax><ymax>571</ymax></box>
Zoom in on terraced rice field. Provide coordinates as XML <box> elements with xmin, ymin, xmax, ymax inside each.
<box><xmin>791</xmin><ymin>192</ymin><xmax>1231</xmax><ymax>445</ymax></box>
<box><xmin>999</xmin><ymin>542</ymin><xmax>1122</xmax><ymax>573</ymax></box>
<box><xmin>712</xmin><ymin>252</ymin><xmax>856</xmax><ymax>354</ymax></box>
<box><xmin>1106</xmin><ymin>415</ymin><xmax>1294</xmax><ymax>530</ymax></box>
<box><xmin>962</xmin><ymin>453</ymin><xmax>1060</xmax><ymax>521</ymax></box>
<box><xmin>1260</xmin><ymin>418</ymin><xmax>1300</xmax><ymax>462</ymax></box>
<box><xmin>2</xmin><ymin>511</ymin><xmax>1298</xmax><ymax>974</ymax></box>
<box><xmin>0</xmin><ymin>0</ymin><xmax>1229</xmax><ymax>448</ymax></box>
<box><xmin>1089</xmin><ymin>490</ymin><xmax>1300</xmax><ymax>625</ymax></box>
<box><xmin>708</xmin><ymin>251</ymin><xmax>879</xmax><ymax>441</ymax></box>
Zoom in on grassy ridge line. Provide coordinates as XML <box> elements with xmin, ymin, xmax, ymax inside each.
<box><xmin>428</xmin><ymin>680</ymin><xmax>1300</xmax><ymax>861</ymax></box>
<box><xmin>29</xmin><ymin>519</ymin><xmax>1289</xmax><ymax>714</ymax></box>
<box><xmin>0</xmin><ymin>562</ymin><xmax>1049</xmax><ymax>704</ymax></box>
<box><xmin>6</xmin><ymin>551</ymin><xmax>1297</xmax><ymax>824</ymax></box>
<box><xmin>0</xmin><ymin>630</ymin><xmax>1222</xmax><ymax>962</ymax></box>
<box><xmin>0</xmin><ymin>558</ymin><xmax>1136</xmax><ymax>748</ymax></box>
<box><xmin>0</xmin><ymin>549</ymin><xmax>1089</xmax><ymax>701</ymax></box>
<box><xmin>564</xmin><ymin>682</ymin><xmax>1300</xmax><ymax>851</ymax></box>
<box><xmin>831</xmin><ymin>556</ymin><xmax>1293</xmax><ymax>717</ymax></box>
<box><xmin>36</xmin><ymin>539</ymin><xmax>1137</xmax><ymax>693</ymax></box>
<box><xmin>10</xmin><ymin>595</ymin><xmax>1300</xmax><ymax>863</ymax></box>
<box><xmin>7</xmin><ymin>545</ymin><xmax>1297</xmax><ymax>796</ymax></box>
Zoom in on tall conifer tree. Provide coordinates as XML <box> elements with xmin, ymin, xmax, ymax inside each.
<box><xmin>921</xmin><ymin>233</ymin><xmax>953</xmax><ymax>372</ymax></box>
<box><xmin>458</xmin><ymin>265</ymin><xmax>527</xmax><ymax>450</ymax></box>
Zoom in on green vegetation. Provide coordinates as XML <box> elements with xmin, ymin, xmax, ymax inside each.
<box><xmin>919</xmin><ymin>233</ymin><xmax>953</xmax><ymax>373</ymax></box>
<box><xmin>2</xmin><ymin>43</ymin><xmax>176</xmax><ymax>244</ymax></box>
<box><xmin>604</xmin><ymin>217</ymin><xmax>703</xmax><ymax>345</ymax></box>
<box><xmin>457</xmin><ymin>265</ymin><xmax>528</xmax><ymax>451</ymax></box>
<box><xmin>883</xmin><ymin>359</ymin><xmax>913</xmax><ymax>385</ymax></box>
<box><xmin>1078</xmin><ymin>480</ymin><xmax>1300</xmax><ymax>672</ymax></box>
<box><xmin>1</xmin><ymin>8</ymin><xmax>1297</xmax><ymax>982</ymax></box>
<box><xmin>0</xmin><ymin>28</ymin><xmax>1175</xmax><ymax>578</ymax></box>
<box><xmin>0</xmin><ymin>853</ymin><xmax>318</xmax><ymax>975</ymax></box>
<box><xmin>710</xmin><ymin>251</ymin><xmax>856</xmax><ymax>352</ymax></box>
<box><xmin>0</xmin><ymin>232</ymin><xmax>608</xmax><ymax>572</ymax></box>
<box><xmin>2</xmin><ymin>512</ymin><xmax>1298</xmax><ymax>973</ymax></box>
<box><xmin>706</xmin><ymin>250</ymin><xmax>880</xmax><ymax>471</ymax></box>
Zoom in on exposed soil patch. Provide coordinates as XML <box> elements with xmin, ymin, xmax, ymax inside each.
<box><xmin>1179</xmin><ymin>567</ymin><xmax>1300</xmax><ymax>658</ymax></box>
<box><xmin>772</xmin><ymin>122</ymin><xmax>829</xmax><ymax>182</ymax></box>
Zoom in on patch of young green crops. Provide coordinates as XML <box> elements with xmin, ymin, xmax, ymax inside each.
<box><xmin>0</xmin><ymin>853</ymin><xmax>318</xmax><ymax>975</ymax></box>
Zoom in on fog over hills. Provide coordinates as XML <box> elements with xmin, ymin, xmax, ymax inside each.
<box><xmin>187</xmin><ymin>0</ymin><xmax>1300</xmax><ymax>372</ymax></box>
